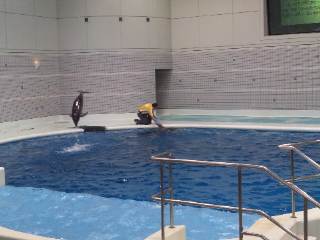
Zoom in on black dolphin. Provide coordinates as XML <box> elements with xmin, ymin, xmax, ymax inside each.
<box><xmin>71</xmin><ymin>91</ymin><xmax>89</xmax><ymax>127</ymax></box>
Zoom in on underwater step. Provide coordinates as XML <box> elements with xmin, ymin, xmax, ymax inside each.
<box><xmin>145</xmin><ymin>225</ymin><xmax>186</xmax><ymax>240</ymax></box>
<box><xmin>79</xmin><ymin>126</ymin><xmax>106</xmax><ymax>132</ymax></box>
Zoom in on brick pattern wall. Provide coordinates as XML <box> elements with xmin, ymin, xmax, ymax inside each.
<box><xmin>59</xmin><ymin>50</ymin><xmax>172</xmax><ymax>115</ymax></box>
<box><xmin>0</xmin><ymin>50</ymin><xmax>171</xmax><ymax>123</ymax></box>
<box><xmin>0</xmin><ymin>54</ymin><xmax>60</xmax><ymax>122</ymax></box>
<box><xmin>2</xmin><ymin>43</ymin><xmax>320</xmax><ymax>123</ymax></box>
<box><xmin>157</xmin><ymin>44</ymin><xmax>320</xmax><ymax>110</ymax></box>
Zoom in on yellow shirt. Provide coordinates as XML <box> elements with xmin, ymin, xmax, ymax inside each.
<box><xmin>138</xmin><ymin>103</ymin><xmax>154</xmax><ymax>118</ymax></box>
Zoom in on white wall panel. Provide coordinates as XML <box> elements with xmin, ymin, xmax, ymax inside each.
<box><xmin>199</xmin><ymin>14</ymin><xmax>232</xmax><ymax>47</ymax></box>
<box><xmin>199</xmin><ymin>0</ymin><xmax>232</xmax><ymax>15</ymax></box>
<box><xmin>0</xmin><ymin>12</ymin><xmax>5</xmax><ymax>48</ymax></box>
<box><xmin>6</xmin><ymin>0</ymin><xmax>34</xmax><ymax>15</ymax></box>
<box><xmin>59</xmin><ymin>18</ymin><xmax>87</xmax><ymax>50</ymax></box>
<box><xmin>151</xmin><ymin>0</ymin><xmax>170</xmax><ymax>18</ymax></box>
<box><xmin>57</xmin><ymin>0</ymin><xmax>85</xmax><ymax>18</ymax></box>
<box><xmin>0</xmin><ymin>0</ymin><xmax>5</xmax><ymax>11</ymax></box>
<box><xmin>36</xmin><ymin>17</ymin><xmax>58</xmax><ymax>50</ymax></box>
<box><xmin>35</xmin><ymin>0</ymin><xmax>57</xmax><ymax>18</ymax></box>
<box><xmin>233</xmin><ymin>0</ymin><xmax>261</xmax><ymax>13</ymax></box>
<box><xmin>88</xmin><ymin>17</ymin><xmax>121</xmax><ymax>49</ymax></box>
<box><xmin>149</xmin><ymin>18</ymin><xmax>171</xmax><ymax>49</ymax></box>
<box><xmin>122</xmin><ymin>17</ymin><xmax>149</xmax><ymax>48</ymax></box>
<box><xmin>172</xmin><ymin>18</ymin><xmax>198</xmax><ymax>48</ymax></box>
<box><xmin>122</xmin><ymin>0</ymin><xmax>151</xmax><ymax>16</ymax></box>
<box><xmin>171</xmin><ymin>0</ymin><xmax>198</xmax><ymax>18</ymax></box>
<box><xmin>6</xmin><ymin>14</ymin><xmax>36</xmax><ymax>49</ymax></box>
<box><xmin>86</xmin><ymin>0</ymin><xmax>121</xmax><ymax>16</ymax></box>
<box><xmin>233</xmin><ymin>12</ymin><xmax>260</xmax><ymax>44</ymax></box>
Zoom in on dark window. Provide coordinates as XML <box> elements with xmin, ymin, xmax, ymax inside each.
<box><xmin>267</xmin><ymin>0</ymin><xmax>320</xmax><ymax>35</ymax></box>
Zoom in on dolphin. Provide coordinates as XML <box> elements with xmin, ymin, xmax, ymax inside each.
<box><xmin>71</xmin><ymin>91</ymin><xmax>90</xmax><ymax>127</ymax></box>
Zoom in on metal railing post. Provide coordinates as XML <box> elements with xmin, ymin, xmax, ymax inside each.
<box><xmin>238</xmin><ymin>167</ymin><xmax>243</xmax><ymax>240</ymax></box>
<box><xmin>304</xmin><ymin>198</ymin><xmax>308</xmax><ymax>240</ymax></box>
<box><xmin>160</xmin><ymin>162</ymin><xmax>165</xmax><ymax>240</ymax></box>
<box><xmin>151</xmin><ymin>153</ymin><xmax>320</xmax><ymax>240</ymax></box>
<box><xmin>169</xmin><ymin>162</ymin><xmax>175</xmax><ymax>228</ymax></box>
<box><xmin>290</xmin><ymin>150</ymin><xmax>296</xmax><ymax>218</ymax></box>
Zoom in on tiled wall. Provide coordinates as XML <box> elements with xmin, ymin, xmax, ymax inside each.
<box><xmin>155</xmin><ymin>0</ymin><xmax>320</xmax><ymax>110</ymax></box>
<box><xmin>0</xmin><ymin>50</ymin><xmax>172</xmax><ymax>122</ymax></box>
<box><xmin>56</xmin><ymin>0</ymin><xmax>172</xmax><ymax>115</ymax></box>
<box><xmin>0</xmin><ymin>0</ymin><xmax>59</xmax><ymax>122</ymax></box>
<box><xmin>158</xmin><ymin>44</ymin><xmax>320</xmax><ymax>110</ymax></box>
<box><xmin>59</xmin><ymin>50</ymin><xmax>172</xmax><ymax>115</ymax></box>
<box><xmin>2</xmin><ymin>0</ymin><xmax>320</xmax><ymax>123</ymax></box>
<box><xmin>0</xmin><ymin>0</ymin><xmax>172</xmax><ymax>123</ymax></box>
<box><xmin>0</xmin><ymin>53</ymin><xmax>61</xmax><ymax>122</ymax></box>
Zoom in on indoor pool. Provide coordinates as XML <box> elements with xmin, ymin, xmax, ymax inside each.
<box><xmin>1</xmin><ymin>128</ymin><xmax>320</xmax><ymax>239</ymax></box>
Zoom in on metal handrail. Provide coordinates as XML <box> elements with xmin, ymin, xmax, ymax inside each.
<box><xmin>279</xmin><ymin>140</ymin><xmax>320</xmax><ymax>218</ymax></box>
<box><xmin>152</xmin><ymin>194</ymin><xmax>292</xmax><ymax>240</ymax></box>
<box><xmin>279</xmin><ymin>142</ymin><xmax>320</xmax><ymax>171</ymax></box>
<box><xmin>151</xmin><ymin>153</ymin><xmax>320</xmax><ymax>240</ymax></box>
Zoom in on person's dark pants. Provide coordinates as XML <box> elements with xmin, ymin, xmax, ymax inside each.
<box><xmin>135</xmin><ymin>112</ymin><xmax>152</xmax><ymax>125</ymax></box>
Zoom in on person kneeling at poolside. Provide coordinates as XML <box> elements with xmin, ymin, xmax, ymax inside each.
<box><xmin>134</xmin><ymin>103</ymin><xmax>164</xmax><ymax>128</ymax></box>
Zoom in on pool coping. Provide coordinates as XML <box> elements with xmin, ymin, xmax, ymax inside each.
<box><xmin>1</xmin><ymin>112</ymin><xmax>320</xmax><ymax>144</ymax></box>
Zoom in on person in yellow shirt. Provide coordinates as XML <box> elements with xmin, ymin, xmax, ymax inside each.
<box><xmin>134</xmin><ymin>103</ymin><xmax>163</xmax><ymax>128</ymax></box>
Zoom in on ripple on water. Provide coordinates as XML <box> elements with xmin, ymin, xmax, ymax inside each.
<box><xmin>0</xmin><ymin>186</ymin><xmax>258</xmax><ymax>240</ymax></box>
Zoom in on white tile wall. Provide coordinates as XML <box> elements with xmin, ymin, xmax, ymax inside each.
<box><xmin>151</xmin><ymin>0</ymin><xmax>170</xmax><ymax>18</ymax></box>
<box><xmin>199</xmin><ymin>14</ymin><xmax>233</xmax><ymax>47</ymax></box>
<box><xmin>86</xmin><ymin>0</ymin><xmax>121</xmax><ymax>16</ymax></box>
<box><xmin>56</xmin><ymin>0</ymin><xmax>171</xmax><ymax>50</ymax></box>
<box><xmin>1</xmin><ymin>0</ymin><xmax>59</xmax><ymax>51</ymax></box>
<box><xmin>171</xmin><ymin>0</ymin><xmax>264</xmax><ymax>49</ymax></box>
<box><xmin>88</xmin><ymin>17</ymin><xmax>121</xmax><ymax>49</ymax></box>
<box><xmin>233</xmin><ymin>0</ymin><xmax>261</xmax><ymax>13</ymax></box>
<box><xmin>149</xmin><ymin>18</ymin><xmax>171</xmax><ymax>49</ymax></box>
<box><xmin>122</xmin><ymin>0</ymin><xmax>151</xmax><ymax>17</ymax></box>
<box><xmin>199</xmin><ymin>0</ymin><xmax>232</xmax><ymax>15</ymax></box>
<box><xmin>58</xmin><ymin>18</ymin><xmax>87</xmax><ymax>50</ymax></box>
<box><xmin>36</xmin><ymin>17</ymin><xmax>58</xmax><ymax>50</ymax></box>
<box><xmin>6</xmin><ymin>14</ymin><xmax>36</xmax><ymax>49</ymax></box>
<box><xmin>0</xmin><ymin>12</ymin><xmax>5</xmax><ymax>48</ymax></box>
<box><xmin>6</xmin><ymin>0</ymin><xmax>34</xmax><ymax>15</ymax></box>
<box><xmin>35</xmin><ymin>0</ymin><xmax>57</xmax><ymax>18</ymax></box>
<box><xmin>172</xmin><ymin>18</ymin><xmax>198</xmax><ymax>48</ymax></box>
<box><xmin>171</xmin><ymin>0</ymin><xmax>198</xmax><ymax>18</ymax></box>
<box><xmin>57</xmin><ymin>0</ymin><xmax>85</xmax><ymax>18</ymax></box>
<box><xmin>233</xmin><ymin>12</ymin><xmax>260</xmax><ymax>44</ymax></box>
<box><xmin>122</xmin><ymin>17</ymin><xmax>149</xmax><ymax>48</ymax></box>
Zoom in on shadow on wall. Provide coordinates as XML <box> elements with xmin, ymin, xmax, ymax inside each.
<box><xmin>156</xmin><ymin>69</ymin><xmax>172</xmax><ymax>109</ymax></box>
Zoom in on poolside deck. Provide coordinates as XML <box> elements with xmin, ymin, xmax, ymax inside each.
<box><xmin>1</xmin><ymin>110</ymin><xmax>320</xmax><ymax>144</ymax></box>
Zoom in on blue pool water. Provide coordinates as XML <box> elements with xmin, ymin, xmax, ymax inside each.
<box><xmin>0</xmin><ymin>128</ymin><xmax>320</xmax><ymax>239</ymax></box>
<box><xmin>0</xmin><ymin>186</ymin><xmax>256</xmax><ymax>240</ymax></box>
<box><xmin>161</xmin><ymin>114</ymin><xmax>320</xmax><ymax>125</ymax></box>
